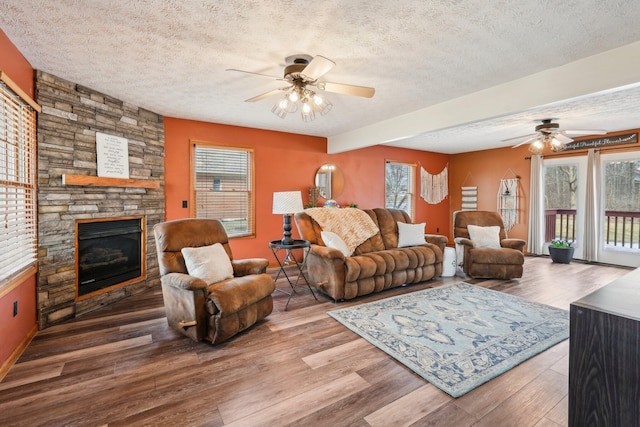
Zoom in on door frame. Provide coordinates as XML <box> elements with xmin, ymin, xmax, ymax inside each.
<box><xmin>542</xmin><ymin>156</ymin><xmax>587</xmax><ymax>260</ymax></box>
<box><xmin>597</xmin><ymin>150</ymin><xmax>640</xmax><ymax>267</ymax></box>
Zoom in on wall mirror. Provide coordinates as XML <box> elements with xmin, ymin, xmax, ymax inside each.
<box><xmin>315</xmin><ymin>164</ymin><xmax>344</xmax><ymax>200</ymax></box>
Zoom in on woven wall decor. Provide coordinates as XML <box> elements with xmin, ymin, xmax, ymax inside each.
<box><xmin>420</xmin><ymin>165</ymin><xmax>448</xmax><ymax>204</ymax></box>
<box><xmin>461</xmin><ymin>186</ymin><xmax>477</xmax><ymax>211</ymax></box>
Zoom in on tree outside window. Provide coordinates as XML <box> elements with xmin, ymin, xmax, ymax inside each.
<box><xmin>385</xmin><ymin>161</ymin><xmax>415</xmax><ymax>218</ymax></box>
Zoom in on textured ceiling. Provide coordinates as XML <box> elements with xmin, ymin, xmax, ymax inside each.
<box><xmin>2</xmin><ymin>0</ymin><xmax>640</xmax><ymax>154</ymax></box>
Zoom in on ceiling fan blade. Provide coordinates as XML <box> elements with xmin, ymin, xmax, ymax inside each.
<box><xmin>315</xmin><ymin>81</ymin><xmax>375</xmax><ymax>98</ymax></box>
<box><xmin>502</xmin><ymin>133</ymin><xmax>538</xmax><ymax>143</ymax></box>
<box><xmin>512</xmin><ymin>136</ymin><xmax>540</xmax><ymax>148</ymax></box>
<box><xmin>245</xmin><ymin>87</ymin><xmax>289</xmax><ymax>102</ymax></box>
<box><xmin>300</xmin><ymin>55</ymin><xmax>335</xmax><ymax>81</ymax></box>
<box><xmin>226</xmin><ymin>68</ymin><xmax>282</xmax><ymax>80</ymax></box>
<box><xmin>561</xmin><ymin>129</ymin><xmax>607</xmax><ymax>136</ymax></box>
<box><xmin>554</xmin><ymin>133</ymin><xmax>574</xmax><ymax>144</ymax></box>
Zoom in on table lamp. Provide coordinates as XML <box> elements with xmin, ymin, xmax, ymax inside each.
<box><xmin>272</xmin><ymin>191</ymin><xmax>304</xmax><ymax>245</ymax></box>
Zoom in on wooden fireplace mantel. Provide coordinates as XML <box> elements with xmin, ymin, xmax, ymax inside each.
<box><xmin>62</xmin><ymin>174</ymin><xmax>160</xmax><ymax>189</ymax></box>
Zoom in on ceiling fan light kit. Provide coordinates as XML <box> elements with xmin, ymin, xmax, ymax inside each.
<box><xmin>271</xmin><ymin>81</ymin><xmax>333</xmax><ymax>122</ymax></box>
<box><xmin>506</xmin><ymin>119</ymin><xmax>607</xmax><ymax>154</ymax></box>
<box><xmin>228</xmin><ymin>54</ymin><xmax>373</xmax><ymax>122</ymax></box>
<box><xmin>528</xmin><ymin>134</ymin><xmax>565</xmax><ymax>155</ymax></box>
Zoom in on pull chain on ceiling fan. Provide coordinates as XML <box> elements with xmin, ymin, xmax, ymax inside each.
<box><xmin>227</xmin><ymin>54</ymin><xmax>375</xmax><ymax>122</ymax></box>
<box><xmin>504</xmin><ymin>119</ymin><xmax>607</xmax><ymax>154</ymax></box>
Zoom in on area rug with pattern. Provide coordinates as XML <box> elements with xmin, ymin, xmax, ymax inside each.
<box><xmin>327</xmin><ymin>282</ymin><xmax>569</xmax><ymax>397</ymax></box>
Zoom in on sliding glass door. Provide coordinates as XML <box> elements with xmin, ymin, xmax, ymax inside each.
<box><xmin>535</xmin><ymin>151</ymin><xmax>640</xmax><ymax>267</ymax></box>
<box><xmin>598</xmin><ymin>151</ymin><xmax>640</xmax><ymax>267</ymax></box>
<box><xmin>542</xmin><ymin>157</ymin><xmax>587</xmax><ymax>260</ymax></box>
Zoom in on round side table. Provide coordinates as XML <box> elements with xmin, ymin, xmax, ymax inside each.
<box><xmin>269</xmin><ymin>239</ymin><xmax>318</xmax><ymax>310</ymax></box>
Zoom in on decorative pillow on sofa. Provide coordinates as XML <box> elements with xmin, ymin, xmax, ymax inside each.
<box><xmin>181</xmin><ymin>243</ymin><xmax>234</xmax><ymax>285</ymax></box>
<box><xmin>467</xmin><ymin>225</ymin><xmax>501</xmax><ymax>248</ymax></box>
<box><xmin>321</xmin><ymin>230</ymin><xmax>350</xmax><ymax>256</ymax></box>
<box><xmin>397</xmin><ymin>222</ymin><xmax>426</xmax><ymax>247</ymax></box>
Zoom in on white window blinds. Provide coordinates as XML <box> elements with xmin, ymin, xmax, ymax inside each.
<box><xmin>192</xmin><ymin>144</ymin><xmax>255</xmax><ymax>237</ymax></box>
<box><xmin>0</xmin><ymin>78</ymin><xmax>38</xmax><ymax>285</ymax></box>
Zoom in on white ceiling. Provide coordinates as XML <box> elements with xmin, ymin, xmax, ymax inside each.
<box><xmin>2</xmin><ymin>0</ymin><xmax>640</xmax><ymax>154</ymax></box>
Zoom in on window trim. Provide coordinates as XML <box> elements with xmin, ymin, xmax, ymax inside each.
<box><xmin>190</xmin><ymin>141</ymin><xmax>256</xmax><ymax>238</ymax></box>
<box><xmin>384</xmin><ymin>159</ymin><xmax>416</xmax><ymax>219</ymax></box>
<box><xmin>0</xmin><ymin>70</ymin><xmax>40</xmax><ymax>292</ymax></box>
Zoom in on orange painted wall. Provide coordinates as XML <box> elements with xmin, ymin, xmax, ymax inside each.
<box><xmin>164</xmin><ymin>117</ymin><xmax>451</xmax><ymax>260</ymax></box>
<box><xmin>449</xmin><ymin>145</ymin><xmax>532</xmax><ymax>243</ymax></box>
<box><xmin>329</xmin><ymin>145</ymin><xmax>450</xmax><ymax>235</ymax></box>
<box><xmin>0</xmin><ymin>276</ymin><xmax>36</xmax><ymax>366</ymax></box>
<box><xmin>0</xmin><ymin>28</ymin><xmax>37</xmax><ymax>374</ymax></box>
<box><xmin>0</xmin><ymin>29</ymin><xmax>35</xmax><ymax>98</ymax></box>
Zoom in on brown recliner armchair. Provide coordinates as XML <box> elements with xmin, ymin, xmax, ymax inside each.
<box><xmin>453</xmin><ymin>210</ymin><xmax>526</xmax><ymax>279</ymax></box>
<box><xmin>154</xmin><ymin>218</ymin><xmax>275</xmax><ymax>344</ymax></box>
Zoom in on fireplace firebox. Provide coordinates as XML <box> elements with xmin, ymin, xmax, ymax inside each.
<box><xmin>76</xmin><ymin>217</ymin><xmax>145</xmax><ymax>298</ymax></box>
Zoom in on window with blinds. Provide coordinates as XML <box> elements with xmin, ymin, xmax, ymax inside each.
<box><xmin>0</xmin><ymin>77</ymin><xmax>38</xmax><ymax>287</ymax></box>
<box><xmin>385</xmin><ymin>160</ymin><xmax>416</xmax><ymax>219</ymax></box>
<box><xmin>192</xmin><ymin>144</ymin><xmax>255</xmax><ymax>237</ymax></box>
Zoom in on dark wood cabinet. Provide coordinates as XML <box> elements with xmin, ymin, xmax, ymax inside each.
<box><xmin>569</xmin><ymin>268</ymin><xmax>640</xmax><ymax>426</ymax></box>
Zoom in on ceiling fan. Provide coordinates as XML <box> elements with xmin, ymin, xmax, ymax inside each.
<box><xmin>227</xmin><ymin>54</ymin><xmax>375</xmax><ymax>121</ymax></box>
<box><xmin>504</xmin><ymin>119</ymin><xmax>607</xmax><ymax>154</ymax></box>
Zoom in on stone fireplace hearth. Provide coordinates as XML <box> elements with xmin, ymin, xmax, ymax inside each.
<box><xmin>36</xmin><ymin>71</ymin><xmax>165</xmax><ymax>329</ymax></box>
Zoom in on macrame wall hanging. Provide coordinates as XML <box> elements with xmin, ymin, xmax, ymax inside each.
<box><xmin>461</xmin><ymin>172</ymin><xmax>477</xmax><ymax>210</ymax></box>
<box><xmin>420</xmin><ymin>164</ymin><xmax>448</xmax><ymax>204</ymax></box>
<box><xmin>497</xmin><ymin>170</ymin><xmax>519</xmax><ymax>231</ymax></box>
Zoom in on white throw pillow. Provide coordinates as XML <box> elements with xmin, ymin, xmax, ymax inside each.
<box><xmin>397</xmin><ymin>222</ymin><xmax>426</xmax><ymax>247</ymax></box>
<box><xmin>181</xmin><ymin>243</ymin><xmax>234</xmax><ymax>284</ymax></box>
<box><xmin>467</xmin><ymin>225</ymin><xmax>501</xmax><ymax>248</ymax></box>
<box><xmin>321</xmin><ymin>230</ymin><xmax>350</xmax><ymax>257</ymax></box>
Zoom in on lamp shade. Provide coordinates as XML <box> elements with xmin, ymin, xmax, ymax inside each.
<box><xmin>272</xmin><ymin>191</ymin><xmax>304</xmax><ymax>214</ymax></box>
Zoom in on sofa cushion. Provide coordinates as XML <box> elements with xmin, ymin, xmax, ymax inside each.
<box><xmin>182</xmin><ymin>243</ymin><xmax>234</xmax><ymax>285</ymax></box>
<box><xmin>468</xmin><ymin>225</ymin><xmax>501</xmax><ymax>248</ymax></box>
<box><xmin>371</xmin><ymin>208</ymin><xmax>412</xmax><ymax>250</ymax></box>
<box><xmin>352</xmin><ymin>209</ymin><xmax>385</xmax><ymax>254</ymax></box>
<box><xmin>397</xmin><ymin>222</ymin><xmax>426</xmax><ymax>247</ymax></box>
<box><xmin>344</xmin><ymin>246</ymin><xmax>437</xmax><ymax>282</ymax></box>
<box><xmin>321</xmin><ymin>230</ymin><xmax>350</xmax><ymax>256</ymax></box>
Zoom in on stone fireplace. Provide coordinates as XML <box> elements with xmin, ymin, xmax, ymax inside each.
<box><xmin>36</xmin><ymin>71</ymin><xmax>165</xmax><ymax>329</ymax></box>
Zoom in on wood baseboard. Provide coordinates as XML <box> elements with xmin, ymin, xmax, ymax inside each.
<box><xmin>0</xmin><ymin>324</ymin><xmax>38</xmax><ymax>382</ymax></box>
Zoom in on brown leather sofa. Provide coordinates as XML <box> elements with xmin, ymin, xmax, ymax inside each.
<box><xmin>294</xmin><ymin>208</ymin><xmax>447</xmax><ymax>301</ymax></box>
<box><xmin>154</xmin><ymin>218</ymin><xmax>275</xmax><ymax>344</ymax></box>
<box><xmin>453</xmin><ymin>210</ymin><xmax>526</xmax><ymax>279</ymax></box>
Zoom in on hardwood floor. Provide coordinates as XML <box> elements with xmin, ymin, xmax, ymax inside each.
<box><xmin>0</xmin><ymin>257</ymin><xmax>631</xmax><ymax>427</ymax></box>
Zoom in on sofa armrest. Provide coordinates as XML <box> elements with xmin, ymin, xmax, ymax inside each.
<box><xmin>454</xmin><ymin>237</ymin><xmax>474</xmax><ymax>248</ymax></box>
<box><xmin>160</xmin><ymin>273</ymin><xmax>208</xmax><ymax>341</ymax></box>
<box><xmin>161</xmin><ymin>272</ymin><xmax>208</xmax><ymax>291</ymax></box>
<box><xmin>232</xmin><ymin>258</ymin><xmax>269</xmax><ymax>276</ymax></box>
<box><xmin>425</xmin><ymin>234</ymin><xmax>448</xmax><ymax>253</ymax></box>
<box><xmin>304</xmin><ymin>244</ymin><xmax>348</xmax><ymax>301</ymax></box>
<box><xmin>309</xmin><ymin>244</ymin><xmax>346</xmax><ymax>260</ymax></box>
<box><xmin>501</xmin><ymin>238</ymin><xmax>526</xmax><ymax>252</ymax></box>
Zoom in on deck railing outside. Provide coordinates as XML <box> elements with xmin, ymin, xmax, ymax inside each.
<box><xmin>544</xmin><ymin>209</ymin><xmax>640</xmax><ymax>248</ymax></box>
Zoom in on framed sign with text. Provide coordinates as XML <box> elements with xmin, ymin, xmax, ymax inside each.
<box><xmin>563</xmin><ymin>132</ymin><xmax>637</xmax><ymax>150</ymax></box>
<box><xmin>96</xmin><ymin>132</ymin><xmax>129</xmax><ymax>178</ymax></box>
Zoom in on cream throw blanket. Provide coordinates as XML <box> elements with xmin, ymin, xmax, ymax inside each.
<box><xmin>305</xmin><ymin>208</ymin><xmax>380</xmax><ymax>255</ymax></box>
